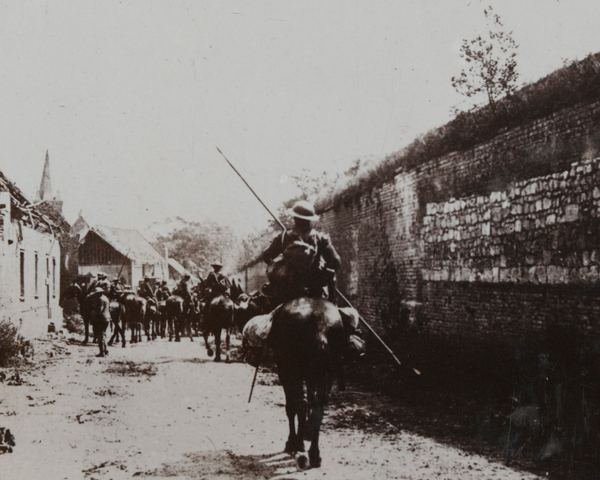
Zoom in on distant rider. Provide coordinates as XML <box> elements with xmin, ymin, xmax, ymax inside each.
<box><xmin>203</xmin><ymin>262</ymin><xmax>231</xmax><ymax>303</ymax></box>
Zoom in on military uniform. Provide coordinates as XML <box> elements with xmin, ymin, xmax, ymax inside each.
<box><xmin>138</xmin><ymin>279</ymin><xmax>157</xmax><ymax>306</ymax></box>
<box><xmin>156</xmin><ymin>282</ymin><xmax>171</xmax><ymax>302</ymax></box>
<box><xmin>89</xmin><ymin>274</ymin><xmax>111</xmax><ymax>296</ymax></box>
<box><xmin>110</xmin><ymin>280</ymin><xmax>124</xmax><ymax>301</ymax></box>
<box><xmin>174</xmin><ymin>276</ymin><xmax>193</xmax><ymax>312</ymax></box>
<box><xmin>89</xmin><ymin>287</ymin><xmax>111</xmax><ymax>357</ymax></box>
<box><xmin>262</xmin><ymin>200</ymin><xmax>340</xmax><ymax>304</ymax></box>
<box><xmin>204</xmin><ymin>264</ymin><xmax>230</xmax><ymax>302</ymax></box>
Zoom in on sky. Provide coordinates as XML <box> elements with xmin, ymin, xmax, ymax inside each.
<box><xmin>0</xmin><ymin>0</ymin><xmax>599</xmax><ymax>237</ymax></box>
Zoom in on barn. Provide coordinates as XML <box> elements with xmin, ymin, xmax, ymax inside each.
<box><xmin>0</xmin><ymin>170</ymin><xmax>62</xmax><ymax>338</ymax></box>
<box><xmin>78</xmin><ymin>226</ymin><xmax>168</xmax><ymax>290</ymax></box>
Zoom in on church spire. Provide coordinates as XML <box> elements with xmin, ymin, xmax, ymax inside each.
<box><xmin>38</xmin><ymin>150</ymin><xmax>52</xmax><ymax>201</ymax></box>
<box><xmin>37</xmin><ymin>150</ymin><xmax>63</xmax><ymax>215</ymax></box>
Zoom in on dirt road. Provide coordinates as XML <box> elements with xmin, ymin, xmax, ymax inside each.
<box><xmin>0</xmin><ymin>334</ymin><xmax>541</xmax><ymax>479</ymax></box>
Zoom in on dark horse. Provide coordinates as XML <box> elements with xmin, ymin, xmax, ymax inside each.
<box><xmin>107</xmin><ymin>299</ymin><xmax>126</xmax><ymax>348</ymax></box>
<box><xmin>122</xmin><ymin>293</ymin><xmax>146</xmax><ymax>344</ymax></box>
<box><xmin>59</xmin><ymin>283</ymin><xmax>94</xmax><ymax>344</ymax></box>
<box><xmin>165</xmin><ymin>295</ymin><xmax>194</xmax><ymax>342</ymax></box>
<box><xmin>201</xmin><ymin>295</ymin><xmax>235</xmax><ymax>362</ymax></box>
<box><xmin>267</xmin><ymin>297</ymin><xmax>348</xmax><ymax>469</ymax></box>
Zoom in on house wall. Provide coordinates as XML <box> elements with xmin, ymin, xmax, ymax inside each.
<box><xmin>79</xmin><ymin>264</ymin><xmax>133</xmax><ymax>286</ymax></box>
<box><xmin>0</xmin><ymin>204</ymin><xmax>61</xmax><ymax>338</ymax></box>
<box><xmin>240</xmin><ymin>261</ymin><xmax>268</xmax><ymax>295</ymax></box>
<box><xmin>78</xmin><ymin>232</ymin><xmax>168</xmax><ymax>290</ymax></box>
<box><xmin>319</xmin><ymin>100</ymin><xmax>600</xmax><ymax>347</ymax></box>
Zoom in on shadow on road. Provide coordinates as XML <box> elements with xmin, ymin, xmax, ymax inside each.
<box><xmin>135</xmin><ymin>449</ymin><xmax>300</xmax><ymax>479</ymax></box>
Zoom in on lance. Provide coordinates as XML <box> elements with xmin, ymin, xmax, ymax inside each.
<box><xmin>216</xmin><ymin>147</ymin><xmax>416</xmax><ymax>373</ymax></box>
<box><xmin>216</xmin><ymin>147</ymin><xmax>286</xmax><ymax>232</ymax></box>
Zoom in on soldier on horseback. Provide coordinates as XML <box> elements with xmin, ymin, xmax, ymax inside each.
<box><xmin>174</xmin><ymin>274</ymin><xmax>194</xmax><ymax>313</ymax></box>
<box><xmin>138</xmin><ymin>276</ymin><xmax>157</xmax><ymax>307</ymax></box>
<box><xmin>109</xmin><ymin>277</ymin><xmax>124</xmax><ymax>302</ymax></box>
<box><xmin>262</xmin><ymin>200</ymin><xmax>341</xmax><ymax>305</ymax></box>
<box><xmin>156</xmin><ymin>280</ymin><xmax>171</xmax><ymax>302</ymax></box>
<box><xmin>89</xmin><ymin>272</ymin><xmax>111</xmax><ymax>296</ymax></box>
<box><xmin>203</xmin><ymin>262</ymin><xmax>231</xmax><ymax>303</ymax></box>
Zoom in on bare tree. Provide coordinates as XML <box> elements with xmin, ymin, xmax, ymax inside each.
<box><xmin>452</xmin><ymin>6</ymin><xmax>519</xmax><ymax>117</ymax></box>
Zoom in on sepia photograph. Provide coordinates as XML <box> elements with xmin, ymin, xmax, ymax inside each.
<box><xmin>1</xmin><ymin>1</ymin><xmax>600</xmax><ymax>478</ymax></box>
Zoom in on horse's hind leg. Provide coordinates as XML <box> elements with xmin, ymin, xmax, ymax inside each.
<box><xmin>280</xmin><ymin>368</ymin><xmax>305</xmax><ymax>453</ymax></box>
<box><xmin>83</xmin><ymin>319</ymin><xmax>90</xmax><ymax>345</ymax></box>
<box><xmin>214</xmin><ymin>328</ymin><xmax>222</xmax><ymax>362</ymax></box>
<box><xmin>108</xmin><ymin>324</ymin><xmax>117</xmax><ymax>346</ymax></box>
<box><xmin>224</xmin><ymin>328</ymin><xmax>231</xmax><ymax>363</ymax></box>
<box><xmin>203</xmin><ymin>330</ymin><xmax>213</xmax><ymax>357</ymax></box>
<box><xmin>120</xmin><ymin>321</ymin><xmax>127</xmax><ymax>348</ymax></box>
<box><xmin>306</xmin><ymin>378</ymin><xmax>326</xmax><ymax>468</ymax></box>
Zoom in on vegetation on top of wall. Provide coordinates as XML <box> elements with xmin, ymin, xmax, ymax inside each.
<box><xmin>316</xmin><ymin>52</ymin><xmax>600</xmax><ymax>213</ymax></box>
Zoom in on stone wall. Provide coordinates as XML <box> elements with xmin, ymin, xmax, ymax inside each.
<box><xmin>420</xmin><ymin>156</ymin><xmax>600</xmax><ymax>341</ymax></box>
<box><xmin>319</xmin><ymin>100</ymin><xmax>600</xmax><ymax>344</ymax></box>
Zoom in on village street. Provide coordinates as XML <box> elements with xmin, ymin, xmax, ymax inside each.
<box><xmin>0</xmin><ymin>333</ymin><xmax>542</xmax><ymax>480</ymax></box>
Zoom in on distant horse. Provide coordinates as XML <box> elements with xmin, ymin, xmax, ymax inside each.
<box><xmin>143</xmin><ymin>300</ymin><xmax>158</xmax><ymax>341</ymax></box>
<box><xmin>122</xmin><ymin>293</ymin><xmax>146</xmax><ymax>344</ymax></box>
<box><xmin>59</xmin><ymin>283</ymin><xmax>94</xmax><ymax>344</ymax></box>
<box><xmin>87</xmin><ymin>291</ymin><xmax>112</xmax><ymax>357</ymax></box>
<box><xmin>107</xmin><ymin>300</ymin><xmax>126</xmax><ymax>348</ymax></box>
<box><xmin>201</xmin><ymin>295</ymin><xmax>235</xmax><ymax>362</ymax></box>
<box><xmin>165</xmin><ymin>295</ymin><xmax>194</xmax><ymax>342</ymax></box>
<box><xmin>266</xmin><ymin>297</ymin><xmax>348</xmax><ymax>469</ymax></box>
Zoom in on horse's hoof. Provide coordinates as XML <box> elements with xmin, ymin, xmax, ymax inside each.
<box><xmin>295</xmin><ymin>453</ymin><xmax>310</xmax><ymax>470</ymax></box>
<box><xmin>107</xmin><ymin>342</ymin><xmax>113</xmax><ymax>347</ymax></box>
<box><xmin>95</xmin><ymin>353</ymin><xmax>105</xmax><ymax>358</ymax></box>
<box><xmin>122</xmin><ymin>344</ymin><xmax>126</xmax><ymax>348</ymax></box>
<box><xmin>309</xmin><ymin>452</ymin><xmax>321</xmax><ymax>469</ymax></box>
<box><xmin>215</xmin><ymin>356</ymin><xmax>221</xmax><ymax>362</ymax></box>
<box><xmin>207</xmin><ymin>349</ymin><xmax>214</xmax><ymax>357</ymax></box>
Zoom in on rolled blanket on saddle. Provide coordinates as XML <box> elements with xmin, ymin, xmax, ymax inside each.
<box><xmin>241</xmin><ymin>306</ymin><xmax>365</xmax><ymax>367</ymax></box>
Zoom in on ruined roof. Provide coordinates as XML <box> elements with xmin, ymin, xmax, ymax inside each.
<box><xmin>0</xmin><ymin>169</ymin><xmax>60</xmax><ymax>235</ymax></box>
<box><xmin>87</xmin><ymin>225</ymin><xmax>166</xmax><ymax>264</ymax></box>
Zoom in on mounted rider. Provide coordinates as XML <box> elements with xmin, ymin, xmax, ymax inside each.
<box><xmin>240</xmin><ymin>200</ymin><xmax>346</xmax><ymax>367</ymax></box>
<box><xmin>174</xmin><ymin>274</ymin><xmax>194</xmax><ymax>313</ymax></box>
<box><xmin>138</xmin><ymin>276</ymin><xmax>157</xmax><ymax>307</ymax></box>
<box><xmin>109</xmin><ymin>277</ymin><xmax>124</xmax><ymax>302</ymax></box>
<box><xmin>89</xmin><ymin>273</ymin><xmax>111</xmax><ymax>297</ymax></box>
<box><xmin>203</xmin><ymin>262</ymin><xmax>231</xmax><ymax>303</ymax></box>
<box><xmin>156</xmin><ymin>280</ymin><xmax>171</xmax><ymax>302</ymax></box>
<box><xmin>262</xmin><ymin>200</ymin><xmax>341</xmax><ymax>305</ymax></box>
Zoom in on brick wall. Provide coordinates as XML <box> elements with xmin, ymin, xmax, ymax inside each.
<box><xmin>320</xmin><ymin>100</ymin><xmax>600</xmax><ymax>345</ymax></box>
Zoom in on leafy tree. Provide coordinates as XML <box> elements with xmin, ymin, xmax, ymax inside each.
<box><xmin>153</xmin><ymin>219</ymin><xmax>238</xmax><ymax>277</ymax></box>
<box><xmin>452</xmin><ymin>6</ymin><xmax>519</xmax><ymax>117</ymax></box>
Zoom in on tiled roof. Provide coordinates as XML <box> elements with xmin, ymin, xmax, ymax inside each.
<box><xmin>88</xmin><ymin>225</ymin><xmax>165</xmax><ymax>264</ymax></box>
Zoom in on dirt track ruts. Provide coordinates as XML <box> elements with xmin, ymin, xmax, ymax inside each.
<box><xmin>0</xmin><ymin>334</ymin><xmax>541</xmax><ymax>479</ymax></box>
